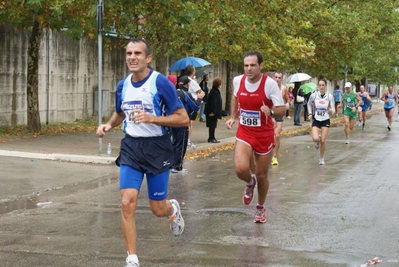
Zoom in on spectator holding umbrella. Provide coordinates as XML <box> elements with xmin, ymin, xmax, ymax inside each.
<box><xmin>293</xmin><ymin>82</ymin><xmax>305</xmax><ymax>126</ymax></box>
<box><xmin>286</xmin><ymin>73</ymin><xmax>311</xmax><ymax>126</ymax></box>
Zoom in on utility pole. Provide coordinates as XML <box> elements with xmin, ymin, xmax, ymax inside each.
<box><xmin>97</xmin><ymin>0</ymin><xmax>103</xmax><ymax>153</ymax></box>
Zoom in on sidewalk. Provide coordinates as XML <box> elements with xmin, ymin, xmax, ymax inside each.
<box><xmin>0</xmin><ymin>101</ymin><xmax>384</xmax><ymax>164</ymax></box>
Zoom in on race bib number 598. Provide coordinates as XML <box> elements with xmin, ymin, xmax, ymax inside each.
<box><xmin>240</xmin><ymin>109</ymin><xmax>261</xmax><ymax>127</ymax></box>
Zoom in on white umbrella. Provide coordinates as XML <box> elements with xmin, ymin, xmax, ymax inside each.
<box><xmin>286</xmin><ymin>73</ymin><xmax>311</xmax><ymax>83</ymax></box>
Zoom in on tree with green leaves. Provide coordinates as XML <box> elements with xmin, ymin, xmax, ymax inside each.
<box><xmin>0</xmin><ymin>0</ymin><xmax>94</xmax><ymax>132</ymax></box>
<box><xmin>3</xmin><ymin>0</ymin><xmax>399</xmax><ymax>132</ymax></box>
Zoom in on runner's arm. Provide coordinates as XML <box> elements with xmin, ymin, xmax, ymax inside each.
<box><xmin>229</xmin><ymin>96</ymin><xmax>239</xmax><ymax>120</ymax></box>
<box><xmin>225</xmin><ymin>96</ymin><xmax>238</xmax><ymax>129</ymax></box>
<box><xmin>380</xmin><ymin>92</ymin><xmax>386</xmax><ymax>102</ymax></box>
<box><xmin>329</xmin><ymin>94</ymin><xmax>336</xmax><ymax>114</ymax></box>
<box><xmin>147</xmin><ymin>107</ymin><xmax>189</xmax><ymax>127</ymax></box>
<box><xmin>283</xmin><ymin>88</ymin><xmax>290</xmax><ymax>110</ymax></box>
<box><xmin>96</xmin><ymin>111</ymin><xmax>124</xmax><ymax>137</ymax></box>
<box><xmin>306</xmin><ymin>93</ymin><xmax>315</xmax><ymax>115</ymax></box>
<box><xmin>354</xmin><ymin>93</ymin><xmax>363</xmax><ymax>107</ymax></box>
<box><xmin>270</xmin><ymin>105</ymin><xmax>286</xmax><ymax>117</ymax></box>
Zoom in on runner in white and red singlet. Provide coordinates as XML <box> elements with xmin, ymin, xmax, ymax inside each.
<box><xmin>225</xmin><ymin>51</ymin><xmax>285</xmax><ymax>223</ymax></box>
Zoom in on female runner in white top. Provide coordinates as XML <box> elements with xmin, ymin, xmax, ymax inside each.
<box><xmin>307</xmin><ymin>78</ymin><xmax>335</xmax><ymax>165</ymax></box>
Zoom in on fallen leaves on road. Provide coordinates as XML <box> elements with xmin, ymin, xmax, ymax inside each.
<box><xmin>0</xmin><ymin>118</ymin><xmax>100</xmax><ymax>139</ymax></box>
<box><xmin>185</xmin><ymin>143</ymin><xmax>235</xmax><ymax>160</ymax></box>
<box><xmin>281</xmin><ymin>126</ymin><xmax>311</xmax><ymax>137</ymax></box>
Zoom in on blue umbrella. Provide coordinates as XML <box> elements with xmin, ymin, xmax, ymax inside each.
<box><xmin>169</xmin><ymin>57</ymin><xmax>211</xmax><ymax>71</ymax></box>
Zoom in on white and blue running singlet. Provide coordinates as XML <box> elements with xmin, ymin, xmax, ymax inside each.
<box><xmin>384</xmin><ymin>92</ymin><xmax>395</xmax><ymax>110</ymax></box>
<box><xmin>115</xmin><ymin>69</ymin><xmax>183</xmax><ymax>137</ymax></box>
<box><xmin>359</xmin><ymin>92</ymin><xmax>368</xmax><ymax>111</ymax></box>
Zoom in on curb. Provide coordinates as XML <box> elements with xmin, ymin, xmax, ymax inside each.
<box><xmin>0</xmin><ymin>108</ymin><xmax>384</xmax><ymax>164</ymax></box>
<box><xmin>0</xmin><ymin>150</ymin><xmax>114</xmax><ymax>165</ymax></box>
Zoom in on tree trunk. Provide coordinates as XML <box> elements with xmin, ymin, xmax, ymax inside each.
<box><xmin>225</xmin><ymin>60</ymin><xmax>233</xmax><ymax>115</ymax></box>
<box><xmin>155</xmin><ymin>35</ymin><xmax>168</xmax><ymax>75</ymax></box>
<box><xmin>27</xmin><ymin>19</ymin><xmax>43</xmax><ymax>133</ymax></box>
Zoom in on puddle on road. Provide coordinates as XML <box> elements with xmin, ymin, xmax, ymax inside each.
<box><xmin>197</xmin><ymin>207</ymin><xmax>253</xmax><ymax>217</ymax></box>
<box><xmin>0</xmin><ymin>175</ymin><xmax>118</xmax><ymax>215</ymax></box>
<box><xmin>0</xmin><ymin>196</ymin><xmax>39</xmax><ymax>214</ymax></box>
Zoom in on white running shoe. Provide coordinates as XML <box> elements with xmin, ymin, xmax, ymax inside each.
<box><xmin>125</xmin><ymin>255</ymin><xmax>140</xmax><ymax>267</ymax></box>
<box><xmin>319</xmin><ymin>158</ymin><xmax>325</xmax><ymax>165</ymax></box>
<box><xmin>169</xmin><ymin>199</ymin><xmax>185</xmax><ymax>236</ymax></box>
<box><xmin>187</xmin><ymin>141</ymin><xmax>196</xmax><ymax>148</ymax></box>
<box><xmin>357</xmin><ymin>120</ymin><xmax>362</xmax><ymax>126</ymax></box>
<box><xmin>125</xmin><ymin>261</ymin><xmax>140</xmax><ymax>267</ymax></box>
<box><xmin>345</xmin><ymin>139</ymin><xmax>350</xmax><ymax>144</ymax></box>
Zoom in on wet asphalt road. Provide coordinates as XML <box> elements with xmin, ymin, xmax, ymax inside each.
<box><xmin>1</xmin><ymin>112</ymin><xmax>399</xmax><ymax>267</ymax></box>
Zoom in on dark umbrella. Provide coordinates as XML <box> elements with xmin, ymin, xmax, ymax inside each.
<box><xmin>195</xmin><ymin>66</ymin><xmax>213</xmax><ymax>78</ymax></box>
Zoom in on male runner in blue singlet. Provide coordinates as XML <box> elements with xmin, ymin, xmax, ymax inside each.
<box><xmin>96</xmin><ymin>38</ymin><xmax>188</xmax><ymax>267</ymax></box>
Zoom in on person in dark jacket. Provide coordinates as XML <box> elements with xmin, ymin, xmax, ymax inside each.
<box><xmin>199</xmin><ymin>74</ymin><xmax>209</xmax><ymax>122</ymax></box>
<box><xmin>171</xmin><ymin>76</ymin><xmax>202</xmax><ymax>173</ymax></box>
<box><xmin>204</xmin><ymin>78</ymin><xmax>223</xmax><ymax>143</ymax></box>
<box><xmin>293</xmin><ymin>82</ymin><xmax>305</xmax><ymax>126</ymax></box>
<box><xmin>303</xmin><ymin>92</ymin><xmax>312</xmax><ymax>122</ymax></box>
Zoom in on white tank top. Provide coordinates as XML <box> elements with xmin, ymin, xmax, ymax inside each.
<box><xmin>313</xmin><ymin>91</ymin><xmax>331</xmax><ymax>121</ymax></box>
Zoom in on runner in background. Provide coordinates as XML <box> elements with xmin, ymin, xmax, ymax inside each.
<box><xmin>380</xmin><ymin>85</ymin><xmax>397</xmax><ymax>131</ymax></box>
<box><xmin>271</xmin><ymin>71</ymin><xmax>289</xmax><ymax>165</ymax></box>
<box><xmin>356</xmin><ymin>85</ymin><xmax>371</xmax><ymax>130</ymax></box>
<box><xmin>339</xmin><ymin>82</ymin><xmax>362</xmax><ymax>144</ymax></box>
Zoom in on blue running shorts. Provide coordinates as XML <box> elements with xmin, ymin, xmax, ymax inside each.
<box><xmin>120</xmin><ymin>164</ymin><xmax>169</xmax><ymax>201</ymax></box>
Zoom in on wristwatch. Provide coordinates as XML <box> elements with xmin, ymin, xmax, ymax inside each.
<box><xmin>270</xmin><ymin>109</ymin><xmax>274</xmax><ymax>116</ymax></box>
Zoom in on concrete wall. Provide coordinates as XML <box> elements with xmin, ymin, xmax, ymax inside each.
<box><xmin>0</xmin><ymin>25</ymin><xmax>127</xmax><ymax>127</ymax></box>
<box><xmin>0</xmin><ymin>25</ymin><xmax>247</xmax><ymax>127</ymax></box>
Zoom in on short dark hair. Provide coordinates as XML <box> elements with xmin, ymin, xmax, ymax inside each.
<box><xmin>127</xmin><ymin>37</ymin><xmax>152</xmax><ymax>56</ymax></box>
<box><xmin>184</xmin><ymin>64</ymin><xmax>195</xmax><ymax>76</ymax></box>
<box><xmin>243</xmin><ymin>50</ymin><xmax>263</xmax><ymax>64</ymax></box>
